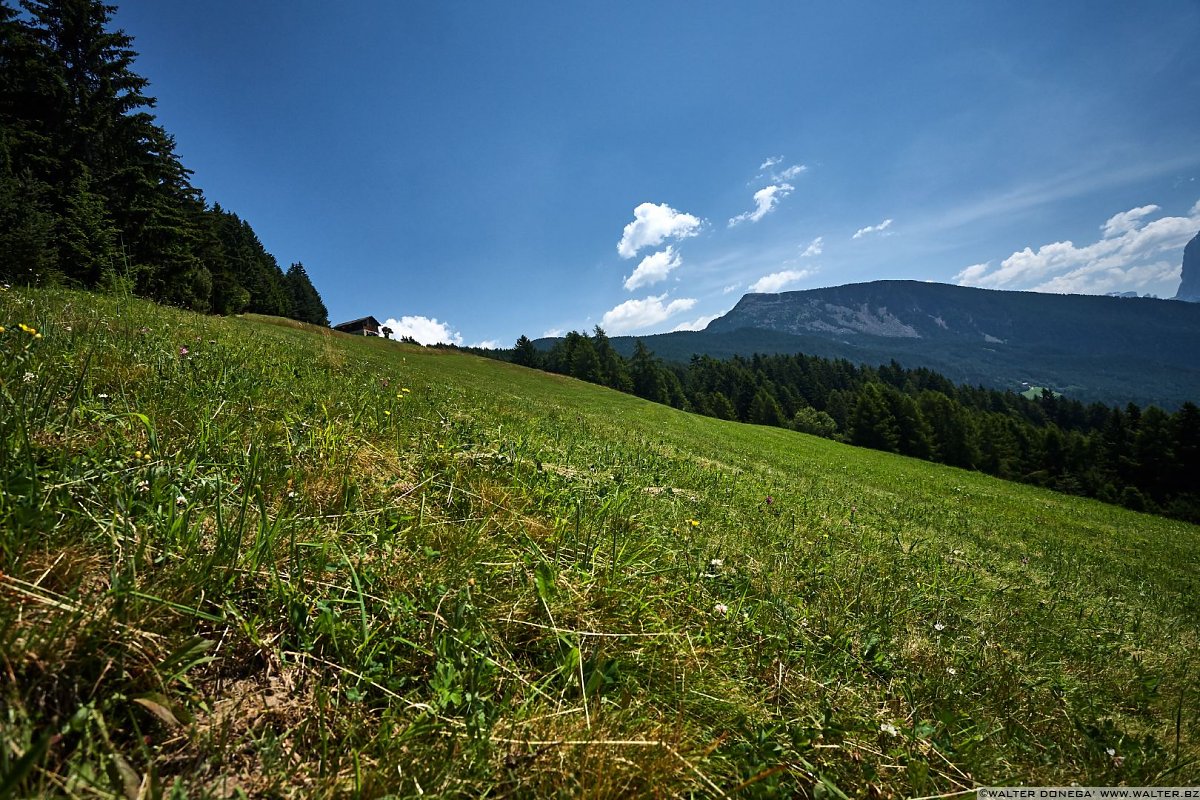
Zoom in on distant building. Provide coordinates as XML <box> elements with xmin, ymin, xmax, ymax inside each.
<box><xmin>332</xmin><ymin>316</ymin><xmax>382</xmax><ymax>336</ymax></box>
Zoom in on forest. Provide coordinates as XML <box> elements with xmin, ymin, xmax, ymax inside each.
<box><xmin>0</xmin><ymin>0</ymin><xmax>328</xmax><ymax>325</ymax></box>
<box><xmin>483</xmin><ymin>329</ymin><xmax>1200</xmax><ymax>523</ymax></box>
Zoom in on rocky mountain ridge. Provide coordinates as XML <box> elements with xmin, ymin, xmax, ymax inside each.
<box><xmin>1175</xmin><ymin>230</ymin><xmax>1200</xmax><ymax>302</ymax></box>
<box><xmin>588</xmin><ymin>280</ymin><xmax>1200</xmax><ymax>408</ymax></box>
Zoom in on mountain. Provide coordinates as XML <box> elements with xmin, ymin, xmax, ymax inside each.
<box><xmin>1176</xmin><ymin>230</ymin><xmax>1200</xmax><ymax>301</ymax></box>
<box><xmin>578</xmin><ymin>280</ymin><xmax>1200</xmax><ymax>408</ymax></box>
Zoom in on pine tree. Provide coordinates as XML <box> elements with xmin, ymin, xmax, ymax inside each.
<box><xmin>284</xmin><ymin>262</ymin><xmax>329</xmax><ymax>325</ymax></box>
<box><xmin>850</xmin><ymin>384</ymin><xmax>900</xmax><ymax>452</ymax></box>
<box><xmin>748</xmin><ymin>387</ymin><xmax>785</xmax><ymax>427</ymax></box>
<box><xmin>630</xmin><ymin>340</ymin><xmax>668</xmax><ymax>403</ymax></box>
<box><xmin>0</xmin><ymin>2</ymin><xmax>57</xmax><ymax>279</ymax></box>
<box><xmin>512</xmin><ymin>335</ymin><xmax>540</xmax><ymax>368</ymax></box>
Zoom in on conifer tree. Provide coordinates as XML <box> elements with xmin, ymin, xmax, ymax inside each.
<box><xmin>285</xmin><ymin>262</ymin><xmax>329</xmax><ymax>325</ymax></box>
<box><xmin>512</xmin><ymin>335</ymin><xmax>540</xmax><ymax>368</ymax></box>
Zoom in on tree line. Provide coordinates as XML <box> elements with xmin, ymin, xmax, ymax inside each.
<box><xmin>486</xmin><ymin>330</ymin><xmax>1200</xmax><ymax>523</ymax></box>
<box><xmin>0</xmin><ymin>0</ymin><xmax>328</xmax><ymax>325</ymax></box>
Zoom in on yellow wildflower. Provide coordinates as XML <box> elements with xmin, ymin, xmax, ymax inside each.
<box><xmin>18</xmin><ymin>323</ymin><xmax>37</xmax><ymax>335</ymax></box>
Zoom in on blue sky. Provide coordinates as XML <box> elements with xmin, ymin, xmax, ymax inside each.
<box><xmin>112</xmin><ymin>1</ymin><xmax>1200</xmax><ymax>346</ymax></box>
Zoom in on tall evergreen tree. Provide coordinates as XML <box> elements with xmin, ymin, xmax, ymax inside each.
<box><xmin>284</xmin><ymin>261</ymin><xmax>329</xmax><ymax>325</ymax></box>
<box><xmin>512</xmin><ymin>335</ymin><xmax>540</xmax><ymax>368</ymax></box>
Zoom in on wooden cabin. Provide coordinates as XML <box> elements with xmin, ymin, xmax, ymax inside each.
<box><xmin>332</xmin><ymin>316</ymin><xmax>382</xmax><ymax>336</ymax></box>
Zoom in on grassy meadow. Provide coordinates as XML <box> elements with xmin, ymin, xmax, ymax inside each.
<box><xmin>1</xmin><ymin>288</ymin><xmax>1197</xmax><ymax>798</ymax></box>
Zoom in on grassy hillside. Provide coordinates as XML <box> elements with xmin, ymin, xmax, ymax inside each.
<box><xmin>2</xmin><ymin>288</ymin><xmax>1198</xmax><ymax>798</ymax></box>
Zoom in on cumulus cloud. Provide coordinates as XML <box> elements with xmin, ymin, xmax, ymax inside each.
<box><xmin>801</xmin><ymin>236</ymin><xmax>823</xmax><ymax>257</ymax></box>
<box><xmin>749</xmin><ymin>269</ymin><xmax>813</xmax><ymax>293</ymax></box>
<box><xmin>954</xmin><ymin>200</ymin><xmax>1200</xmax><ymax>295</ymax></box>
<box><xmin>1102</xmin><ymin>204</ymin><xmax>1160</xmax><ymax>238</ymax></box>
<box><xmin>729</xmin><ymin>183</ymin><xmax>794</xmax><ymax>226</ymax></box>
<box><xmin>671</xmin><ymin>313</ymin><xmax>721</xmax><ymax>332</ymax></box>
<box><xmin>952</xmin><ymin>263</ymin><xmax>990</xmax><ymax>285</ymax></box>
<box><xmin>852</xmin><ymin>218</ymin><xmax>893</xmax><ymax>239</ymax></box>
<box><xmin>600</xmin><ymin>294</ymin><xmax>697</xmax><ymax>334</ymax></box>
<box><xmin>541</xmin><ymin>327</ymin><xmax>564</xmax><ymax>338</ymax></box>
<box><xmin>383</xmin><ymin>315</ymin><xmax>463</xmax><ymax>346</ymax></box>
<box><xmin>471</xmin><ymin>339</ymin><xmax>501</xmax><ymax>350</ymax></box>
<box><xmin>616</xmin><ymin>202</ymin><xmax>702</xmax><ymax>259</ymax></box>
<box><xmin>623</xmin><ymin>246</ymin><xmax>682</xmax><ymax>291</ymax></box>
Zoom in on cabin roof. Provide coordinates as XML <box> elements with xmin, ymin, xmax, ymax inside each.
<box><xmin>333</xmin><ymin>316</ymin><xmax>381</xmax><ymax>330</ymax></box>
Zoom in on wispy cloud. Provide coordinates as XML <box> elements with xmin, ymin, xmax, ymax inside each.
<box><xmin>383</xmin><ymin>315</ymin><xmax>463</xmax><ymax>346</ymax></box>
<box><xmin>601</xmin><ymin>294</ymin><xmax>697</xmax><ymax>334</ymax></box>
<box><xmin>755</xmin><ymin>156</ymin><xmax>806</xmax><ymax>183</ymax></box>
<box><xmin>776</xmin><ymin>164</ymin><xmax>807</xmax><ymax>180</ymax></box>
<box><xmin>623</xmin><ymin>246</ymin><xmax>682</xmax><ymax>291</ymax></box>
<box><xmin>729</xmin><ymin>183</ymin><xmax>794</xmax><ymax>226</ymax></box>
<box><xmin>918</xmin><ymin>153</ymin><xmax>1200</xmax><ymax>238</ymax></box>
<box><xmin>671</xmin><ymin>313</ymin><xmax>721</xmax><ymax>332</ymax></box>
<box><xmin>722</xmin><ymin>283</ymin><xmax>741</xmax><ymax>294</ymax></box>
<box><xmin>749</xmin><ymin>268</ymin><xmax>813</xmax><ymax>293</ymax></box>
<box><xmin>617</xmin><ymin>202</ymin><xmax>702</xmax><ymax>259</ymax></box>
<box><xmin>800</xmin><ymin>236</ymin><xmax>823</xmax><ymax>257</ymax></box>
<box><xmin>954</xmin><ymin>200</ymin><xmax>1200</xmax><ymax>295</ymax></box>
<box><xmin>852</xmin><ymin>218</ymin><xmax>893</xmax><ymax>239</ymax></box>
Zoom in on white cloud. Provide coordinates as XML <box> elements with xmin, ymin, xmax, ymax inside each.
<box><xmin>955</xmin><ymin>200</ymin><xmax>1200</xmax><ymax>295</ymax></box>
<box><xmin>470</xmin><ymin>339</ymin><xmax>501</xmax><ymax>350</ymax></box>
<box><xmin>617</xmin><ymin>202</ymin><xmax>702</xmax><ymax>259</ymax></box>
<box><xmin>952</xmin><ymin>263</ymin><xmax>990</xmax><ymax>284</ymax></box>
<box><xmin>749</xmin><ymin>269</ymin><xmax>813</xmax><ymax>293</ymax></box>
<box><xmin>722</xmin><ymin>283</ymin><xmax>741</xmax><ymax>294</ymax></box>
<box><xmin>671</xmin><ymin>313</ymin><xmax>721</xmax><ymax>332</ymax></box>
<box><xmin>729</xmin><ymin>183</ymin><xmax>794</xmax><ymax>226</ymax></box>
<box><xmin>852</xmin><ymin>218</ymin><xmax>893</xmax><ymax>239</ymax></box>
<box><xmin>756</xmin><ymin>157</ymin><xmax>806</xmax><ymax>183</ymax></box>
<box><xmin>600</xmin><ymin>294</ymin><xmax>697</xmax><ymax>334</ymax></box>
<box><xmin>623</xmin><ymin>246</ymin><xmax>682</xmax><ymax>291</ymax></box>
<box><xmin>777</xmin><ymin>164</ymin><xmax>807</xmax><ymax>180</ymax></box>
<box><xmin>801</xmin><ymin>236</ymin><xmax>823</xmax><ymax>257</ymax></box>
<box><xmin>383</xmin><ymin>315</ymin><xmax>463</xmax><ymax>346</ymax></box>
<box><xmin>541</xmin><ymin>327</ymin><xmax>564</xmax><ymax>338</ymax></box>
<box><xmin>1101</xmin><ymin>204</ymin><xmax>1160</xmax><ymax>238</ymax></box>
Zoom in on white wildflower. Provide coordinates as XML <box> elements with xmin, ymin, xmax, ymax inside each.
<box><xmin>934</xmin><ymin>622</ymin><xmax>946</xmax><ymax>632</ymax></box>
<box><xmin>880</xmin><ymin>722</ymin><xmax>899</xmax><ymax>736</ymax></box>
<box><xmin>712</xmin><ymin>603</ymin><xmax>729</xmax><ymax>616</ymax></box>
<box><xmin>23</xmin><ymin>372</ymin><xmax>36</xmax><ymax>383</ymax></box>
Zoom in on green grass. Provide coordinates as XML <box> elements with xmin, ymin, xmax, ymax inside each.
<box><xmin>2</xmin><ymin>288</ymin><xmax>1197</xmax><ymax>798</ymax></box>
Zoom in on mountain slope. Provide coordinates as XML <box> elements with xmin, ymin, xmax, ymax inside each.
<box><xmin>3</xmin><ymin>288</ymin><xmax>1198</xmax><ymax>795</ymax></box>
<box><xmin>598</xmin><ymin>281</ymin><xmax>1200</xmax><ymax>407</ymax></box>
